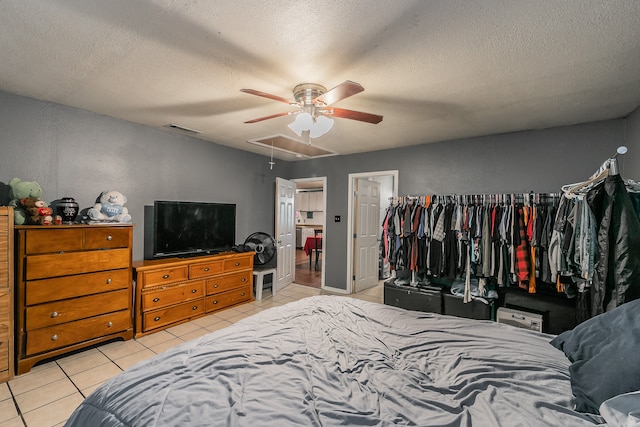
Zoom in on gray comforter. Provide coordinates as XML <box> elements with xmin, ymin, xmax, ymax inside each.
<box><xmin>66</xmin><ymin>296</ymin><xmax>604</xmax><ymax>426</ymax></box>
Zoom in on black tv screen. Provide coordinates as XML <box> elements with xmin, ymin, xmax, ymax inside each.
<box><xmin>153</xmin><ymin>200</ymin><xmax>236</xmax><ymax>258</ymax></box>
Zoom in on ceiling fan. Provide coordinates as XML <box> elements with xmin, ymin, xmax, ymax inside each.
<box><xmin>240</xmin><ymin>80</ymin><xmax>383</xmax><ymax>137</ymax></box>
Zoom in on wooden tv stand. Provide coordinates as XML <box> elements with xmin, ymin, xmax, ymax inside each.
<box><xmin>133</xmin><ymin>252</ymin><xmax>254</xmax><ymax>337</ymax></box>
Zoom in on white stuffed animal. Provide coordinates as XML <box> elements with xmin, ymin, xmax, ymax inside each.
<box><xmin>88</xmin><ymin>190</ymin><xmax>132</xmax><ymax>222</ymax></box>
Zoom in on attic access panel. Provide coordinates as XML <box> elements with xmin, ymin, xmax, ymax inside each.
<box><xmin>247</xmin><ymin>134</ymin><xmax>337</xmax><ymax>159</ymax></box>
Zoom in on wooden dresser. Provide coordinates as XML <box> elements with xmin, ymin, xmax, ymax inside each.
<box><xmin>15</xmin><ymin>224</ymin><xmax>133</xmax><ymax>375</ymax></box>
<box><xmin>0</xmin><ymin>207</ymin><xmax>14</xmax><ymax>383</ymax></box>
<box><xmin>133</xmin><ymin>252</ymin><xmax>254</xmax><ymax>337</ymax></box>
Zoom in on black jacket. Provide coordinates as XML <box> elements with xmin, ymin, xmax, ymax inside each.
<box><xmin>587</xmin><ymin>174</ymin><xmax>640</xmax><ymax>316</ymax></box>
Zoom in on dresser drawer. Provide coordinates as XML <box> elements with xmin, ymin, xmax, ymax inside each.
<box><xmin>26</xmin><ymin>289</ymin><xmax>130</xmax><ymax>330</ymax></box>
<box><xmin>0</xmin><ymin>342</ymin><xmax>7</xmax><ymax>373</ymax></box>
<box><xmin>0</xmin><ymin>291</ymin><xmax>8</xmax><ymax>332</ymax></box>
<box><xmin>0</xmin><ymin>324</ymin><xmax>7</xmax><ymax>342</ymax></box>
<box><xmin>142</xmin><ymin>281</ymin><xmax>205</xmax><ymax>311</ymax></box>
<box><xmin>189</xmin><ymin>260</ymin><xmax>224</xmax><ymax>279</ymax></box>
<box><xmin>84</xmin><ymin>227</ymin><xmax>130</xmax><ymax>249</ymax></box>
<box><xmin>141</xmin><ymin>266</ymin><xmax>189</xmax><ymax>288</ymax></box>
<box><xmin>0</xmin><ymin>234</ymin><xmax>7</xmax><ymax>286</ymax></box>
<box><xmin>26</xmin><ymin>269</ymin><xmax>130</xmax><ymax>305</ymax></box>
<box><xmin>26</xmin><ymin>310</ymin><xmax>131</xmax><ymax>355</ymax></box>
<box><xmin>205</xmin><ymin>286</ymin><xmax>251</xmax><ymax>312</ymax></box>
<box><xmin>206</xmin><ymin>270</ymin><xmax>252</xmax><ymax>295</ymax></box>
<box><xmin>25</xmin><ymin>228</ymin><xmax>84</xmax><ymax>254</ymax></box>
<box><xmin>143</xmin><ymin>299</ymin><xmax>204</xmax><ymax>332</ymax></box>
<box><xmin>223</xmin><ymin>256</ymin><xmax>252</xmax><ymax>273</ymax></box>
<box><xmin>0</xmin><ymin>323</ymin><xmax>7</xmax><ymax>342</ymax></box>
<box><xmin>25</xmin><ymin>248</ymin><xmax>130</xmax><ymax>280</ymax></box>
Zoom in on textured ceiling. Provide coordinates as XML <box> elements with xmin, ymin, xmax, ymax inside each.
<box><xmin>1</xmin><ymin>0</ymin><xmax>639</xmax><ymax>160</ymax></box>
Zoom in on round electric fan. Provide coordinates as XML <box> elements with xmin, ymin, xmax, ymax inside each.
<box><xmin>244</xmin><ymin>232</ymin><xmax>276</xmax><ymax>266</ymax></box>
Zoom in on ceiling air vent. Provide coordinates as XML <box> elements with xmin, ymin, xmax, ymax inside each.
<box><xmin>248</xmin><ymin>134</ymin><xmax>336</xmax><ymax>159</ymax></box>
<box><xmin>162</xmin><ymin>123</ymin><xmax>202</xmax><ymax>135</ymax></box>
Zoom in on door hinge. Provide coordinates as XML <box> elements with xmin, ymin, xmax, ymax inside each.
<box><xmin>353</xmin><ymin>233</ymin><xmax>357</xmax><ymax>238</ymax></box>
<box><xmin>353</xmin><ymin>275</ymin><xmax>356</xmax><ymax>281</ymax></box>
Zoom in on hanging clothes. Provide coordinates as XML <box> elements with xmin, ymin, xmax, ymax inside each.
<box><xmin>384</xmin><ymin>193</ymin><xmax>562</xmax><ymax>297</ymax></box>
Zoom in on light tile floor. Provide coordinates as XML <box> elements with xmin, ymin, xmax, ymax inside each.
<box><xmin>1</xmin><ymin>282</ymin><xmax>383</xmax><ymax>427</ymax></box>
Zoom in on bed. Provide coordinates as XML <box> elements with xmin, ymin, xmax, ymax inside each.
<box><xmin>65</xmin><ymin>295</ymin><xmax>640</xmax><ymax>426</ymax></box>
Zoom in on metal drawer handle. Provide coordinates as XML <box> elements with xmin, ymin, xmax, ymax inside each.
<box><xmin>213</xmin><ymin>284</ymin><xmax>219</xmax><ymax>288</ymax></box>
<box><xmin>192</xmin><ymin>306</ymin><xmax>198</xmax><ymax>310</ymax></box>
<box><xmin>212</xmin><ymin>300</ymin><xmax>218</xmax><ymax>305</ymax></box>
<box><xmin>153</xmin><ymin>297</ymin><xmax>160</xmax><ymax>302</ymax></box>
<box><xmin>51</xmin><ymin>311</ymin><xmax>58</xmax><ymax>318</ymax></box>
<box><xmin>235</xmin><ymin>262</ymin><xmax>240</xmax><ymax>266</ymax></box>
<box><xmin>241</xmin><ymin>292</ymin><xmax>246</xmax><ymax>297</ymax></box>
<box><xmin>162</xmin><ymin>274</ymin><xmax>170</xmax><ymax>279</ymax></box>
<box><xmin>106</xmin><ymin>235</ymin><xmax>113</xmax><ymax>241</ymax></box>
<box><xmin>204</xmin><ymin>267</ymin><xmax>210</xmax><ymax>272</ymax></box>
<box><xmin>107</xmin><ymin>321</ymin><xmax>113</xmax><ymax>327</ymax></box>
<box><xmin>241</xmin><ymin>278</ymin><xmax>246</xmax><ymax>282</ymax></box>
<box><xmin>191</xmin><ymin>289</ymin><xmax>197</xmax><ymax>293</ymax></box>
<box><xmin>106</xmin><ymin>278</ymin><xmax>112</xmax><ymax>284</ymax></box>
<box><xmin>51</xmin><ymin>334</ymin><xmax>58</xmax><ymax>341</ymax></box>
<box><xmin>154</xmin><ymin>316</ymin><xmax>161</xmax><ymax>321</ymax></box>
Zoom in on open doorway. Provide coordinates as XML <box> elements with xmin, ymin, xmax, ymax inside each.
<box><xmin>292</xmin><ymin>177</ymin><xmax>327</xmax><ymax>289</ymax></box>
<box><xmin>346</xmin><ymin>171</ymin><xmax>398</xmax><ymax>294</ymax></box>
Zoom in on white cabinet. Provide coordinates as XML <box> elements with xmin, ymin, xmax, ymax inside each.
<box><xmin>296</xmin><ymin>191</ymin><xmax>323</xmax><ymax>212</ymax></box>
<box><xmin>295</xmin><ymin>192</ymin><xmax>310</xmax><ymax>211</ymax></box>
<box><xmin>309</xmin><ymin>192</ymin><xmax>323</xmax><ymax>211</ymax></box>
<box><xmin>301</xmin><ymin>227</ymin><xmax>316</xmax><ymax>242</ymax></box>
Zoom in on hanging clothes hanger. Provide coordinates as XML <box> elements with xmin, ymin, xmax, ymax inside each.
<box><xmin>562</xmin><ymin>146</ymin><xmax>640</xmax><ymax>197</ymax></box>
<box><xmin>562</xmin><ymin>165</ymin><xmax>610</xmax><ymax>198</ymax></box>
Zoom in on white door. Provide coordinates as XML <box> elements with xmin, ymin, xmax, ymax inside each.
<box><xmin>354</xmin><ymin>179</ymin><xmax>380</xmax><ymax>292</ymax></box>
<box><xmin>275</xmin><ymin>177</ymin><xmax>295</xmax><ymax>291</ymax></box>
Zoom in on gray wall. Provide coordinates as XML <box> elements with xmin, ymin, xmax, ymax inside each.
<box><xmin>1</xmin><ymin>90</ymin><xmax>638</xmax><ymax>289</ymax></box>
<box><xmin>289</xmin><ymin>119</ymin><xmax>640</xmax><ymax>290</ymax></box>
<box><xmin>0</xmin><ymin>90</ymin><xmax>288</xmax><ymax>260</ymax></box>
<box><xmin>625</xmin><ymin>107</ymin><xmax>640</xmax><ymax>177</ymax></box>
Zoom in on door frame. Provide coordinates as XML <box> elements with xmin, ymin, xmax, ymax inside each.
<box><xmin>346</xmin><ymin>170</ymin><xmax>398</xmax><ymax>294</ymax></box>
<box><xmin>292</xmin><ymin>176</ymin><xmax>327</xmax><ymax>289</ymax></box>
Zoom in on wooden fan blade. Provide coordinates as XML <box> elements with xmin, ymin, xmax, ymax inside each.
<box><xmin>240</xmin><ymin>89</ymin><xmax>294</xmax><ymax>105</ymax></box>
<box><xmin>314</xmin><ymin>80</ymin><xmax>364</xmax><ymax>106</ymax></box>
<box><xmin>327</xmin><ymin>107</ymin><xmax>383</xmax><ymax>124</ymax></box>
<box><xmin>244</xmin><ymin>111</ymin><xmax>293</xmax><ymax>124</ymax></box>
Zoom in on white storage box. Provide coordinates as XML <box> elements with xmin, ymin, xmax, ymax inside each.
<box><xmin>497</xmin><ymin>307</ymin><xmax>543</xmax><ymax>332</ymax></box>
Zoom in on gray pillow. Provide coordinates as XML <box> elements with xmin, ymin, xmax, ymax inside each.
<box><xmin>550</xmin><ymin>298</ymin><xmax>640</xmax><ymax>414</ymax></box>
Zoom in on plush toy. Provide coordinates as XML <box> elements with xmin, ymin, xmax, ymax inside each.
<box><xmin>8</xmin><ymin>178</ymin><xmax>45</xmax><ymax>225</ymax></box>
<box><xmin>87</xmin><ymin>190</ymin><xmax>131</xmax><ymax>223</ymax></box>
<box><xmin>21</xmin><ymin>197</ymin><xmax>54</xmax><ymax>225</ymax></box>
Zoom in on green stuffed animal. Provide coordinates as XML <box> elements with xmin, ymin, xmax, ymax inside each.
<box><xmin>8</xmin><ymin>178</ymin><xmax>45</xmax><ymax>225</ymax></box>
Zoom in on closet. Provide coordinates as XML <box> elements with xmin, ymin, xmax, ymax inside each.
<box><xmin>382</xmin><ymin>148</ymin><xmax>640</xmax><ymax>332</ymax></box>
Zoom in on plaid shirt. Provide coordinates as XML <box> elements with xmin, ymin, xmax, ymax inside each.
<box><xmin>514</xmin><ymin>207</ymin><xmax>530</xmax><ymax>285</ymax></box>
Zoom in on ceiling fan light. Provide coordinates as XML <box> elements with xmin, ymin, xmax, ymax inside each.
<box><xmin>288</xmin><ymin>112</ymin><xmax>313</xmax><ymax>136</ymax></box>
<box><xmin>309</xmin><ymin>116</ymin><xmax>334</xmax><ymax>138</ymax></box>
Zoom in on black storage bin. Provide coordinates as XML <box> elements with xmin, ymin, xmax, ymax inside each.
<box><xmin>443</xmin><ymin>293</ymin><xmax>493</xmax><ymax>320</ymax></box>
<box><xmin>499</xmin><ymin>287</ymin><xmax>577</xmax><ymax>334</ymax></box>
<box><xmin>384</xmin><ymin>281</ymin><xmax>443</xmax><ymax>314</ymax></box>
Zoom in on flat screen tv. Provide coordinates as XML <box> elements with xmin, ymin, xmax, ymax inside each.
<box><xmin>150</xmin><ymin>200</ymin><xmax>236</xmax><ymax>259</ymax></box>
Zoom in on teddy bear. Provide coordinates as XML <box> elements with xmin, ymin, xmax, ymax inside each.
<box><xmin>8</xmin><ymin>178</ymin><xmax>45</xmax><ymax>225</ymax></box>
<box><xmin>21</xmin><ymin>197</ymin><xmax>54</xmax><ymax>225</ymax></box>
<box><xmin>87</xmin><ymin>190</ymin><xmax>132</xmax><ymax>223</ymax></box>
